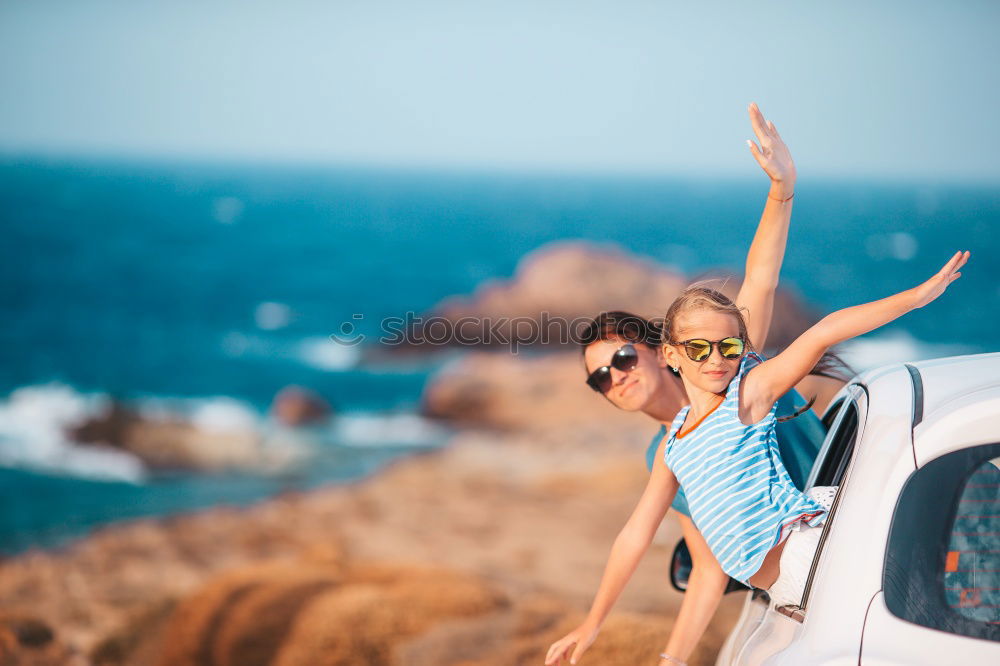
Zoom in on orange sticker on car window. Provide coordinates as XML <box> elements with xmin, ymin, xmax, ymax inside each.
<box><xmin>945</xmin><ymin>551</ymin><xmax>960</xmax><ymax>572</ymax></box>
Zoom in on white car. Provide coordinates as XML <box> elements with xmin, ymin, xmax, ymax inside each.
<box><xmin>670</xmin><ymin>352</ymin><xmax>1000</xmax><ymax>664</ymax></box>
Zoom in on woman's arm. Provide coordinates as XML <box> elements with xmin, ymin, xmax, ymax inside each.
<box><xmin>545</xmin><ymin>459</ymin><xmax>680</xmax><ymax>665</ymax></box>
<box><xmin>735</xmin><ymin>102</ymin><xmax>797</xmax><ymax>351</ymax></box>
<box><xmin>742</xmin><ymin>251</ymin><xmax>970</xmax><ymax>421</ymax></box>
<box><xmin>658</xmin><ymin>515</ymin><xmax>731</xmax><ymax>665</ymax></box>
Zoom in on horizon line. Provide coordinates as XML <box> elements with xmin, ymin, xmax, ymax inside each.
<box><xmin>2</xmin><ymin>148</ymin><xmax>999</xmax><ymax>189</ymax></box>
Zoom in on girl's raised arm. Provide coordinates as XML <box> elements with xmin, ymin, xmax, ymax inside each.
<box><xmin>544</xmin><ymin>459</ymin><xmax>680</xmax><ymax>665</ymax></box>
<box><xmin>735</xmin><ymin>102</ymin><xmax>797</xmax><ymax>351</ymax></box>
<box><xmin>742</xmin><ymin>251</ymin><xmax>970</xmax><ymax>422</ymax></box>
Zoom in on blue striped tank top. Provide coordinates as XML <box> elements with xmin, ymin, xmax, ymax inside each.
<box><xmin>663</xmin><ymin>351</ymin><xmax>829</xmax><ymax>585</ymax></box>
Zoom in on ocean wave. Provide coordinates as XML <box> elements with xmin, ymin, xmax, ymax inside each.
<box><xmin>0</xmin><ymin>386</ymin><xmax>271</xmax><ymax>482</ymax></box>
<box><xmin>333</xmin><ymin>412</ymin><xmax>449</xmax><ymax>448</ymax></box>
<box><xmin>218</xmin><ymin>330</ymin><xmax>361</xmax><ymax>371</ymax></box>
<box><xmin>294</xmin><ymin>336</ymin><xmax>362</xmax><ymax>371</ymax></box>
<box><xmin>0</xmin><ymin>381</ymin><xmax>445</xmax><ymax>483</ymax></box>
<box><xmin>0</xmin><ymin>383</ymin><xmax>146</xmax><ymax>483</ymax></box>
<box><xmin>136</xmin><ymin>395</ymin><xmax>261</xmax><ymax>433</ymax></box>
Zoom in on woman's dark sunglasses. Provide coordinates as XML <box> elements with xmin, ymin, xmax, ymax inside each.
<box><xmin>671</xmin><ymin>337</ymin><xmax>745</xmax><ymax>362</ymax></box>
<box><xmin>586</xmin><ymin>343</ymin><xmax>639</xmax><ymax>393</ymax></box>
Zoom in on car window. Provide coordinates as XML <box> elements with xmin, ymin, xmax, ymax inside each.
<box><xmin>807</xmin><ymin>387</ymin><xmax>862</xmax><ymax>490</ymax></box>
<box><xmin>944</xmin><ymin>455</ymin><xmax>1000</xmax><ymax>626</ymax></box>
<box><xmin>821</xmin><ymin>398</ymin><xmax>844</xmax><ymax>430</ymax></box>
<box><xmin>791</xmin><ymin>392</ymin><xmax>863</xmax><ymax>612</ymax></box>
<box><xmin>883</xmin><ymin>443</ymin><xmax>1000</xmax><ymax>642</ymax></box>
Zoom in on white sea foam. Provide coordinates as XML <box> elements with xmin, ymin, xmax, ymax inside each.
<box><xmin>0</xmin><ymin>386</ymin><xmax>273</xmax><ymax>481</ymax></box>
<box><xmin>0</xmin><ymin>383</ymin><xmax>146</xmax><ymax>482</ymax></box>
<box><xmin>134</xmin><ymin>394</ymin><xmax>260</xmax><ymax>429</ymax></box>
<box><xmin>189</xmin><ymin>397</ymin><xmax>260</xmax><ymax>433</ymax></box>
<box><xmin>838</xmin><ymin>330</ymin><xmax>977</xmax><ymax>373</ymax></box>
<box><xmin>219</xmin><ymin>331</ymin><xmax>361</xmax><ymax>371</ymax></box>
<box><xmin>295</xmin><ymin>336</ymin><xmax>362</xmax><ymax>371</ymax></box>
<box><xmin>254</xmin><ymin>301</ymin><xmax>291</xmax><ymax>330</ymax></box>
<box><xmin>334</xmin><ymin>412</ymin><xmax>449</xmax><ymax>447</ymax></box>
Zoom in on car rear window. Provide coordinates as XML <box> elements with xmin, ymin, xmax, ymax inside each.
<box><xmin>884</xmin><ymin>442</ymin><xmax>1000</xmax><ymax>642</ymax></box>
<box><xmin>944</xmin><ymin>456</ymin><xmax>1000</xmax><ymax>625</ymax></box>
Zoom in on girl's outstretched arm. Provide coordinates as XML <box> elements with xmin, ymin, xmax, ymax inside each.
<box><xmin>544</xmin><ymin>459</ymin><xmax>680</xmax><ymax>665</ymax></box>
<box><xmin>741</xmin><ymin>251</ymin><xmax>970</xmax><ymax>422</ymax></box>
<box><xmin>735</xmin><ymin>102</ymin><xmax>797</xmax><ymax>351</ymax></box>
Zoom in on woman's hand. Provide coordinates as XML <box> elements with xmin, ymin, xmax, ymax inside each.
<box><xmin>746</xmin><ymin>102</ymin><xmax>796</xmax><ymax>195</ymax></box>
<box><xmin>545</xmin><ymin>622</ymin><xmax>600</xmax><ymax>665</ymax></box>
<box><xmin>910</xmin><ymin>250</ymin><xmax>970</xmax><ymax>309</ymax></box>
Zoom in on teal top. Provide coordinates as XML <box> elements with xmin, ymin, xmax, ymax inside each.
<box><xmin>645</xmin><ymin>384</ymin><xmax>826</xmax><ymax>518</ymax></box>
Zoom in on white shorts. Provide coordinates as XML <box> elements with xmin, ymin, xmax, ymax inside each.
<box><xmin>766</xmin><ymin>485</ymin><xmax>838</xmax><ymax>608</ymax></box>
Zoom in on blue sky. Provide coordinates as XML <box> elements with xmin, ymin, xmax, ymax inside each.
<box><xmin>1</xmin><ymin>0</ymin><xmax>998</xmax><ymax>180</ymax></box>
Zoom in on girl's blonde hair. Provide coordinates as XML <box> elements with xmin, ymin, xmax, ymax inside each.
<box><xmin>660</xmin><ymin>283</ymin><xmax>752</xmax><ymax>350</ymax></box>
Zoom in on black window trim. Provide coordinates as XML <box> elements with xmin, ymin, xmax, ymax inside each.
<box><xmin>799</xmin><ymin>387</ymin><xmax>865</xmax><ymax>610</ymax></box>
<box><xmin>806</xmin><ymin>384</ymin><xmax>865</xmax><ymax>491</ymax></box>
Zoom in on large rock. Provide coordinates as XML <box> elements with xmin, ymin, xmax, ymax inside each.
<box><xmin>437</xmin><ymin>241</ymin><xmax>686</xmax><ymax>321</ymax></box>
<box><xmin>69</xmin><ymin>402</ymin><xmax>262</xmax><ymax>472</ymax></box>
<box><xmin>0</xmin><ymin>498</ymin><xmax>350</xmax><ymax>664</ymax></box>
<box><xmin>421</xmin><ymin>351</ymin><xmax>635</xmax><ymax>431</ymax></box>
<box><xmin>0</xmin><ymin>615</ymin><xmax>69</xmax><ymax>666</ymax></box>
<box><xmin>68</xmin><ymin>389</ymin><xmax>328</xmax><ymax>473</ymax></box>
<box><xmin>150</xmin><ymin>561</ymin><xmax>726</xmax><ymax>666</ymax></box>
<box><xmin>399</xmin><ymin>241</ymin><xmax>684</xmax><ymax>351</ymax></box>
<box><xmin>269</xmin><ymin>386</ymin><xmax>332</xmax><ymax>427</ymax></box>
<box><xmin>398</xmin><ymin>241</ymin><xmax>817</xmax><ymax>352</ymax></box>
<box><xmin>153</xmin><ymin>562</ymin><xmax>507</xmax><ymax>666</ymax></box>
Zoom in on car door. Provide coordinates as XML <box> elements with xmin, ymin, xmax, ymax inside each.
<box><xmin>858</xmin><ymin>442</ymin><xmax>1000</xmax><ymax>664</ymax></box>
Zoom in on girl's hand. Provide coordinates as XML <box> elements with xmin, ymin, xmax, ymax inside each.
<box><xmin>746</xmin><ymin>102</ymin><xmax>796</xmax><ymax>192</ymax></box>
<box><xmin>545</xmin><ymin>623</ymin><xmax>599</xmax><ymax>665</ymax></box>
<box><xmin>911</xmin><ymin>250</ymin><xmax>970</xmax><ymax>309</ymax></box>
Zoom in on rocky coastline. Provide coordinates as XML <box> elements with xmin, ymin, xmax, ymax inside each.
<box><xmin>0</xmin><ymin>242</ymin><xmax>820</xmax><ymax>665</ymax></box>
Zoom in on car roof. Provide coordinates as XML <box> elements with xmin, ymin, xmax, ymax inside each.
<box><xmin>856</xmin><ymin>352</ymin><xmax>1000</xmax><ymax>465</ymax></box>
<box><xmin>909</xmin><ymin>352</ymin><xmax>1000</xmax><ymax>415</ymax></box>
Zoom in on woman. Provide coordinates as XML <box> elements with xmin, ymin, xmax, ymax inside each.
<box><xmin>553</xmin><ymin>103</ymin><xmax>847</xmax><ymax>665</ymax></box>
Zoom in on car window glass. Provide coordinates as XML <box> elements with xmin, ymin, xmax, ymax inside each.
<box><xmin>821</xmin><ymin>398</ymin><xmax>843</xmax><ymax>430</ymax></box>
<box><xmin>812</xmin><ymin>400</ymin><xmax>859</xmax><ymax>487</ymax></box>
<box><xmin>884</xmin><ymin>443</ymin><xmax>1000</xmax><ymax>642</ymax></box>
<box><xmin>943</xmin><ymin>456</ymin><xmax>1000</xmax><ymax>624</ymax></box>
<box><xmin>798</xmin><ymin>395</ymin><xmax>861</xmax><ymax>610</ymax></box>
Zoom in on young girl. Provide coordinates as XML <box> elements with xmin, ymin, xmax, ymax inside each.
<box><xmin>546</xmin><ymin>250</ymin><xmax>970</xmax><ymax>666</ymax></box>
<box><xmin>575</xmin><ymin>102</ymin><xmax>849</xmax><ymax>664</ymax></box>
